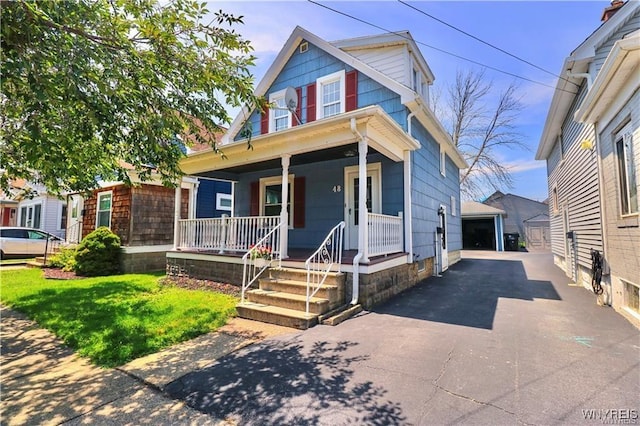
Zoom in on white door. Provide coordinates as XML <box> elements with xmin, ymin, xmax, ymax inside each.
<box><xmin>344</xmin><ymin>164</ymin><xmax>381</xmax><ymax>250</ymax></box>
<box><xmin>438</xmin><ymin>205</ymin><xmax>449</xmax><ymax>272</ymax></box>
<box><xmin>68</xmin><ymin>195</ymin><xmax>84</xmax><ymax>243</ymax></box>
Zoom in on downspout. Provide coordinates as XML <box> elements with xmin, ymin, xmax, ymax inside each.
<box><xmin>593</xmin><ymin>121</ymin><xmax>611</xmax><ymax>305</ymax></box>
<box><xmin>350</xmin><ymin>118</ymin><xmax>364</xmax><ymax>305</ymax></box>
<box><xmin>405</xmin><ymin>111</ymin><xmax>417</xmax><ymax>263</ymax></box>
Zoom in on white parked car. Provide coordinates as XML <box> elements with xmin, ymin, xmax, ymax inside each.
<box><xmin>0</xmin><ymin>227</ymin><xmax>64</xmax><ymax>259</ymax></box>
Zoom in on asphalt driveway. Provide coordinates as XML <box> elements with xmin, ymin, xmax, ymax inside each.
<box><xmin>166</xmin><ymin>251</ymin><xmax>640</xmax><ymax>425</ymax></box>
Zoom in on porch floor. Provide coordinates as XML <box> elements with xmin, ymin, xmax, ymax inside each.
<box><xmin>174</xmin><ymin>248</ymin><xmax>407</xmax><ymax>266</ymax></box>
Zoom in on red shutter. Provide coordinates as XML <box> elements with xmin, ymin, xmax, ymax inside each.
<box><xmin>292</xmin><ymin>87</ymin><xmax>302</xmax><ymax>127</ymax></box>
<box><xmin>293</xmin><ymin>176</ymin><xmax>305</xmax><ymax>228</ymax></box>
<box><xmin>346</xmin><ymin>70</ymin><xmax>358</xmax><ymax>112</ymax></box>
<box><xmin>306</xmin><ymin>83</ymin><xmax>316</xmax><ymax>123</ymax></box>
<box><xmin>260</xmin><ymin>107</ymin><xmax>269</xmax><ymax>134</ymax></box>
<box><xmin>250</xmin><ymin>181</ymin><xmax>259</xmax><ymax>216</ymax></box>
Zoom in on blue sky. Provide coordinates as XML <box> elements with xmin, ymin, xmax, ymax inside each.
<box><xmin>213</xmin><ymin>1</ymin><xmax>609</xmax><ymax>201</ymax></box>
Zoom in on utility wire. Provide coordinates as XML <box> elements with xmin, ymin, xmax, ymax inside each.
<box><xmin>307</xmin><ymin>0</ymin><xmax>577</xmax><ymax>95</ymax></box>
<box><xmin>397</xmin><ymin>0</ymin><xmax>580</xmax><ymax>89</ymax></box>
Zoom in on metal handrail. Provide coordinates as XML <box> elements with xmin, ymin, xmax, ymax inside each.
<box><xmin>240</xmin><ymin>221</ymin><xmax>282</xmax><ymax>303</ymax></box>
<box><xmin>305</xmin><ymin>221</ymin><xmax>345</xmax><ymax>314</ymax></box>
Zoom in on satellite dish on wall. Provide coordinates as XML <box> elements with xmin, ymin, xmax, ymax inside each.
<box><xmin>284</xmin><ymin>86</ymin><xmax>298</xmax><ymax>111</ymax></box>
<box><xmin>284</xmin><ymin>86</ymin><xmax>302</xmax><ymax>125</ymax></box>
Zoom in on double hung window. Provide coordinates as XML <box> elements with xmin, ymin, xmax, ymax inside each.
<box><xmin>616</xmin><ymin>124</ymin><xmax>637</xmax><ymax>215</ymax></box>
<box><xmin>96</xmin><ymin>191</ymin><xmax>112</xmax><ymax>228</ymax></box>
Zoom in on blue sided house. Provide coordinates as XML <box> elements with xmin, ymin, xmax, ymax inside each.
<box><xmin>168</xmin><ymin>27</ymin><xmax>467</xmax><ymax>328</ymax></box>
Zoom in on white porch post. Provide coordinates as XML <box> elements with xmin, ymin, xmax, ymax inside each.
<box><xmin>173</xmin><ymin>180</ymin><xmax>182</xmax><ymax>250</ymax></box>
<box><xmin>280</xmin><ymin>154</ymin><xmax>290</xmax><ymax>259</ymax></box>
<box><xmin>403</xmin><ymin>150</ymin><xmax>413</xmax><ymax>263</ymax></box>
<box><xmin>358</xmin><ymin>138</ymin><xmax>369</xmax><ymax>263</ymax></box>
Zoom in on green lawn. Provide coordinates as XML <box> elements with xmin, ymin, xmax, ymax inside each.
<box><xmin>0</xmin><ymin>269</ymin><xmax>238</xmax><ymax>368</ymax></box>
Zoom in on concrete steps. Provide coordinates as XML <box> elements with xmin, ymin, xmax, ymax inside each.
<box><xmin>237</xmin><ymin>267</ymin><xmax>346</xmax><ymax>329</ymax></box>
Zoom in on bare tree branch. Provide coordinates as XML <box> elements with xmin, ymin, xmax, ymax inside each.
<box><xmin>432</xmin><ymin>69</ymin><xmax>525</xmax><ymax>200</ymax></box>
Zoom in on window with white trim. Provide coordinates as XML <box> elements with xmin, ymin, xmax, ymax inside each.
<box><xmin>216</xmin><ymin>193</ymin><xmax>232</xmax><ymax>212</ymax></box>
<box><xmin>19</xmin><ymin>203</ymin><xmax>41</xmax><ymax>228</ymax></box>
<box><xmin>59</xmin><ymin>203</ymin><xmax>67</xmax><ymax>230</ymax></box>
<box><xmin>96</xmin><ymin>191</ymin><xmax>112</xmax><ymax>228</ymax></box>
<box><xmin>552</xmin><ymin>185</ymin><xmax>559</xmax><ymax>215</ymax></box>
<box><xmin>440</xmin><ymin>147</ymin><xmax>446</xmax><ymax>177</ymax></box>
<box><xmin>615</xmin><ymin>124</ymin><xmax>637</xmax><ymax>215</ymax></box>
<box><xmin>260</xmin><ymin>175</ymin><xmax>294</xmax><ymax>227</ymax></box>
<box><xmin>269</xmin><ymin>89</ymin><xmax>291</xmax><ymax>132</ymax></box>
<box><xmin>450</xmin><ymin>196</ymin><xmax>456</xmax><ymax>216</ymax></box>
<box><xmin>316</xmin><ymin>70</ymin><xmax>345</xmax><ymax>120</ymax></box>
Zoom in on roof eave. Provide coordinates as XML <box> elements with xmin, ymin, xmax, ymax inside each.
<box><xmin>576</xmin><ymin>30</ymin><xmax>640</xmax><ymax>124</ymax></box>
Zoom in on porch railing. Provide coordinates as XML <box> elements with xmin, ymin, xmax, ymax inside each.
<box><xmin>66</xmin><ymin>221</ymin><xmax>83</xmax><ymax>244</ymax></box>
<box><xmin>241</xmin><ymin>221</ymin><xmax>282</xmax><ymax>304</ymax></box>
<box><xmin>368</xmin><ymin>212</ymin><xmax>403</xmax><ymax>257</ymax></box>
<box><xmin>305</xmin><ymin>221</ymin><xmax>345</xmax><ymax>315</ymax></box>
<box><xmin>178</xmin><ymin>216</ymin><xmax>280</xmax><ymax>252</ymax></box>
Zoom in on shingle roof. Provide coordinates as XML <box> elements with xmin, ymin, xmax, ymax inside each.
<box><xmin>461</xmin><ymin>201</ymin><xmax>505</xmax><ymax>216</ymax></box>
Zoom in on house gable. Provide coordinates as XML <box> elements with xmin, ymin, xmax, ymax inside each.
<box><xmin>234</xmin><ymin>38</ymin><xmax>407</xmax><ymax>142</ymax></box>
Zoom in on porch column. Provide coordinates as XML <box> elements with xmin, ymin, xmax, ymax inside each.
<box><xmin>358</xmin><ymin>137</ymin><xmax>369</xmax><ymax>263</ymax></box>
<box><xmin>173</xmin><ymin>179</ymin><xmax>182</xmax><ymax>250</ymax></box>
<box><xmin>403</xmin><ymin>150</ymin><xmax>413</xmax><ymax>263</ymax></box>
<box><xmin>280</xmin><ymin>154</ymin><xmax>290</xmax><ymax>259</ymax></box>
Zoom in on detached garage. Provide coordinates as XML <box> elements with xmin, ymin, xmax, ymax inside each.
<box><xmin>461</xmin><ymin>201</ymin><xmax>505</xmax><ymax>251</ymax></box>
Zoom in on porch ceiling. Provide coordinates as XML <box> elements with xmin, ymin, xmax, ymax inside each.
<box><xmin>181</xmin><ymin>106</ymin><xmax>419</xmax><ymax>175</ymax></box>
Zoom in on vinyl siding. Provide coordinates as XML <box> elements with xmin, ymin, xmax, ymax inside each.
<box><xmin>341</xmin><ymin>45</ymin><xmax>407</xmax><ymax>86</ymax></box>
<box><xmin>410</xmin><ymin>117</ymin><xmax>462</xmax><ymax>260</ymax></box>
<box><xmin>598</xmin><ymin>88</ymin><xmax>640</xmax><ymax>294</ymax></box>
<box><xmin>592</xmin><ymin>9</ymin><xmax>640</xmax><ymax>76</ymax></box>
<box><xmin>546</xmin><ymin>82</ymin><xmax>602</xmax><ymax>273</ymax></box>
<box><xmin>17</xmin><ymin>195</ymin><xmax>65</xmax><ymax>238</ymax></box>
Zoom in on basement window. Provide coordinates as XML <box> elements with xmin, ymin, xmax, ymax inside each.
<box><xmin>624</xmin><ymin>280</ymin><xmax>639</xmax><ymax>315</ymax></box>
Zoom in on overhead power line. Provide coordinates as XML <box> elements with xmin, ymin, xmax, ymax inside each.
<box><xmin>397</xmin><ymin>0</ymin><xmax>580</xmax><ymax>89</ymax></box>
<box><xmin>307</xmin><ymin>0</ymin><xmax>577</xmax><ymax>95</ymax></box>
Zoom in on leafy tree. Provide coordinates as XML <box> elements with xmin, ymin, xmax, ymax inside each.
<box><xmin>1</xmin><ymin>0</ymin><xmax>263</xmax><ymax>195</ymax></box>
<box><xmin>432</xmin><ymin>70</ymin><xmax>525</xmax><ymax>199</ymax></box>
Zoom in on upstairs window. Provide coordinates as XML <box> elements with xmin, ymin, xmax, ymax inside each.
<box><xmin>269</xmin><ymin>89</ymin><xmax>291</xmax><ymax>132</ymax></box>
<box><xmin>616</xmin><ymin>124</ymin><xmax>637</xmax><ymax>215</ymax></box>
<box><xmin>316</xmin><ymin>70</ymin><xmax>345</xmax><ymax>120</ymax></box>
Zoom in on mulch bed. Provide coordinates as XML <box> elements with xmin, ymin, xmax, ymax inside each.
<box><xmin>159</xmin><ymin>276</ymin><xmax>241</xmax><ymax>297</ymax></box>
<box><xmin>43</xmin><ymin>268</ymin><xmax>81</xmax><ymax>280</ymax></box>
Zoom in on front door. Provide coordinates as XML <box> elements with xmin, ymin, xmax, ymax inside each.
<box><xmin>68</xmin><ymin>194</ymin><xmax>84</xmax><ymax>243</ymax></box>
<box><xmin>438</xmin><ymin>205</ymin><xmax>449</xmax><ymax>272</ymax></box>
<box><xmin>344</xmin><ymin>164</ymin><xmax>381</xmax><ymax>250</ymax></box>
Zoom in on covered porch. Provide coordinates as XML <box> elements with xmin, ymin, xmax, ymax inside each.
<box><xmin>169</xmin><ymin>106</ymin><xmax>423</xmax><ymax>326</ymax></box>
<box><xmin>173</xmin><ymin>106</ymin><xmax>420</xmax><ymax>268</ymax></box>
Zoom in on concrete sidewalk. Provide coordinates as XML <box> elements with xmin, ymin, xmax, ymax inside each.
<box><xmin>0</xmin><ymin>306</ymin><xmax>296</xmax><ymax>425</ymax></box>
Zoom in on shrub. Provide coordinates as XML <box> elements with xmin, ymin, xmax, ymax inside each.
<box><xmin>74</xmin><ymin>227</ymin><xmax>121</xmax><ymax>276</ymax></box>
<box><xmin>48</xmin><ymin>247</ymin><xmax>77</xmax><ymax>271</ymax></box>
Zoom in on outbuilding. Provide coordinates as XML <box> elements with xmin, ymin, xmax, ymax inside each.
<box><xmin>461</xmin><ymin>201</ymin><xmax>505</xmax><ymax>251</ymax></box>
